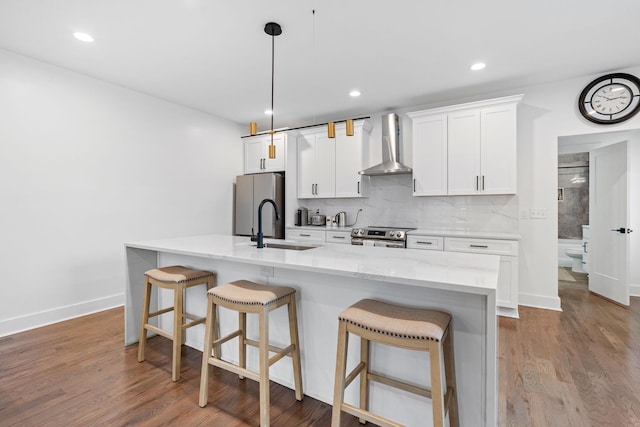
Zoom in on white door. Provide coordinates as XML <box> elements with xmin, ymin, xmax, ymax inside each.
<box><xmin>411</xmin><ymin>113</ymin><xmax>448</xmax><ymax>196</ymax></box>
<box><xmin>589</xmin><ymin>141</ymin><xmax>630</xmax><ymax>306</ymax></box>
<box><xmin>335</xmin><ymin>124</ymin><xmax>364</xmax><ymax>198</ymax></box>
<box><xmin>448</xmin><ymin>109</ymin><xmax>481</xmax><ymax>195</ymax></box>
<box><xmin>314</xmin><ymin>134</ymin><xmax>335</xmax><ymax>198</ymax></box>
<box><xmin>297</xmin><ymin>133</ymin><xmax>316</xmax><ymax>198</ymax></box>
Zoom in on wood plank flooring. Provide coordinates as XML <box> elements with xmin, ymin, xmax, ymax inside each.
<box><xmin>499</xmin><ymin>268</ymin><xmax>640</xmax><ymax>427</ymax></box>
<box><xmin>1</xmin><ymin>269</ymin><xmax>639</xmax><ymax>426</ymax></box>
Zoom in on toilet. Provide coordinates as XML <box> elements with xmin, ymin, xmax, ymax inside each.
<box><xmin>565</xmin><ymin>246</ymin><xmax>584</xmax><ymax>273</ymax></box>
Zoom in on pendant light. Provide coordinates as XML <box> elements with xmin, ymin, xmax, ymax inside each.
<box><xmin>327</xmin><ymin>122</ymin><xmax>336</xmax><ymax>138</ymax></box>
<box><xmin>345</xmin><ymin>119</ymin><xmax>354</xmax><ymax>136</ymax></box>
<box><xmin>265</xmin><ymin>22</ymin><xmax>281</xmax><ymax>159</ymax></box>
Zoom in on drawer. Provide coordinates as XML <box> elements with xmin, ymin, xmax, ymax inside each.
<box><xmin>444</xmin><ymin>237</ymin><xmax>518</xmax><ymax>256</ymax></box>
<box><xmin>287</xmin><ymin>228</ymin><xmax>326</xmax><ymax>242</ymax></box>
<box><xmin>407</xmin><ymin>235</ymin><xmax>444</xmax><ymax>251</ymax></box>
<box><xmin>326</xmin><ymin>230</ymin><xmax>351</xmax><ymax>244</ymax></box>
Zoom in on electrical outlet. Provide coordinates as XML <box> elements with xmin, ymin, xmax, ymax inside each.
<box><xmin>520</xmin><ymin>209</ymin><xmax>529</xmax><ymax>220</ymax></box>
<box><xmin>529</xmin><ymin>208</ymin><xmax>547</xmax><ymax>219</ymax></box>
<box><xmin>260</xmin><ymin>265</ymin><xmax>274</xmax><ymax>277</ymax></box>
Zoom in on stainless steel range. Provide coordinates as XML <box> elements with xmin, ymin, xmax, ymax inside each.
<box><xmin>351</xmin><ymin>226</ymin><xmax>416</xmax><ymax>248</ymax></box>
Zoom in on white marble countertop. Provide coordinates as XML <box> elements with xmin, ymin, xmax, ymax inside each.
<box><xmin>125</xmin><ymin>234</ymin><xmax>499</xmax><ymax>295</ymax></box>
<box><xmin>409</xmin><ymin>228</ymin><xmax>521</xmax><ymax>240</ymax></box>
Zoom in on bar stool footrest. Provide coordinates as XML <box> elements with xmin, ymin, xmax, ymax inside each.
<box><xmin>342</xmin><ymin>403</ymin><xmax>404</xmax><ymax>427</ymax></box>
<box><xmin>368</xmin><ymin>371</ymin><xmax>432</xmax><ymax>399</ymax></box>
<box><xmin>206</xmin><ymin>356</ymin><xmax>260</xmax><ymax>382</ymax></box>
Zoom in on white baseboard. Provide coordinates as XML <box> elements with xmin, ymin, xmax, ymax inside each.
<box><xmin>518</xmin><ymin>292</ymin><xmax>562</xmax><ymax>312</ymax></box>
<box><xmin>0</xmin><ymin>293</ymin><xmax>124</xmax><ymax>337</ymax></box>
<box><xmin>631</xmin><ymin>284</ymin><xmax>640</xmax><ymax>297</ymax></box>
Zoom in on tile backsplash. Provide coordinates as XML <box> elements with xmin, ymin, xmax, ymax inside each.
<box><xmin>299</xmin><ymin>174</ymin><xmax>519</xmax><ymax>232</ymax></box>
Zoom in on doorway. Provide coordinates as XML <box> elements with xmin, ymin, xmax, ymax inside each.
<box><xmin>558</xmin><ymin>129</ymin><xmax>640</xmax><ymax>303</ymax></box>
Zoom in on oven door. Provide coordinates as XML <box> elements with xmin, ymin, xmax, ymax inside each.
<box><xmin>351</xmin><ymin>238</ymin><xmax>405</xmax><ymax>248</ymax></box>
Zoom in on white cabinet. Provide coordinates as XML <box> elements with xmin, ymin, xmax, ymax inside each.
<box><xmin>408</xmin><ymin>233</ymin><xmax>519</xmax><ymax>317</ymax></box>
<box><xmin>297</xmin><ymin>130</ymin><xmax>335</xmax><ymax>198</ymax></box>
<box><xmin>297</xmin><ymin>121</ymin><xmax>371</xmax><ymax>199</ymax></box>
<box><xmin>444</xmin><ymin>237</ymin><xmax>519</xmax><ymax>316</ymax></box>
<box><xmin>244</xmin><ymin>133</ymin><xmax>286</xmax><ymax>174</ymax></box>
<box><xmin>406</xmin><ymin>235</ymin><xmax>444</xmax><ymax>251</ymax></box>
<box><xmin>408</xmin><ymin>94</ymin><xmax>522</xmax><ymax>196</ymax></box>
<box><xmin>448</xmin><ymin>103</ymin><xmax>517</xmax><ymax>195</ymax></box>
<box><xmin>335</xmin><ymin>122</ymin><xmax>370</xmax><ymax>198</ymax></box>
<box><xmin>287</xmin><ymin>227</ymin><xmax>352</xmax><ymax>244</ymax></box>
<box><xmin>286</xmin><ymin>227</ymin><xmax>326</xmax><ymax>243</ymax></box>
<box><xmin>408</xmin><ymin>113</ymin><xmax>448</xmax><ymax>196</ymax></box>
<box><xmin>326</xmin><ymin>229</ymin><xmax>351</xmax><ymax>244</ymax></box>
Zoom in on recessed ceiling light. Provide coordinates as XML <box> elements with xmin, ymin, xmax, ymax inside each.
<box><xmin>73</xmin><ymin>32</ymin><xmax>94</xmax><ymax>43</ymax></box>
<box><xmin>264</xmin><ymin>109</ymin><xmax>273</xmax><ymax>115</ymax></box>
<box><xmin>470</xmin><ymin>62</ymin><xmax>486</xmax><ymax>71</ymax></box>
<box><xmin>349</xmin><ymin>90</ymin><xmax>361</xmax><ymax>97</ymax></box>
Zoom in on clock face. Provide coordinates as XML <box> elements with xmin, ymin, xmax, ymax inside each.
<box><xmin>579</xmin><ymin>73</ymin><xmax>640</xmax><ymax>124</ymax></box>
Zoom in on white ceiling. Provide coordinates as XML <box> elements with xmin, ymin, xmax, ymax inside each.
<box><xmin>1</xmin><ymin>0</ymin><xmax>639</xmax><ymax>130</ymax></box>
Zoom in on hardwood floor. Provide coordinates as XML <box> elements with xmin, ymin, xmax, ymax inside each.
<box><xmin>1</xmin><ymin>272</ymin><xmax>639</xmax><ymax>426</ymax></box>
<box><xmin>499</xmin><ymin>268</ymin><xmax>640</xmax><ymax>427</ymax></box>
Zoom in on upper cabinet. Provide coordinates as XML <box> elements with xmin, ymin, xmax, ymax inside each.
<box><xmin>297</xmin><ymin>130</ymin><xmax>335</xmax><ymax>198</ymax></box>
<box><xmin>243</xmin><ymin>133</ymin><xmax>286</xmax><ymax>174</ymax></box>
<box><xmin>297</xmin><ymin>121</ymin><xmax>371</xmax><ymax>199</ymax></box>
<box><xmin>408</xmin><ymin>95</ymin><xmax>522</xmax><ymax>196</ymax></box>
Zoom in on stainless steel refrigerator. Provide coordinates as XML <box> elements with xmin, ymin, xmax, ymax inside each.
<box><xmin>234</xmin><ymin>173</ymin><xmax>284</xmax><ymax>239</ymax></box>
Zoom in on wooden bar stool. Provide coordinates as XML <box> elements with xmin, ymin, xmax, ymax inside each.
<box><xmin>331</xmin><ymin>299</ymin><xmax>459</xmax><ymax>427</ymax></box>
<box><xmin>199</xmin><ymin>280</ymin><xmax>303</xmax><ymax>427</ymax></box>
<box><xmin>137</xmin><ymin>265</ymin><xmax>215</xmax><ymax>382</ymax></box>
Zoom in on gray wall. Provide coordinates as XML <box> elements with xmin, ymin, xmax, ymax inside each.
<box><xmin>558</xmin><ymin>153</ymin><xmax>589</xmax><ymax>239</ymax></box>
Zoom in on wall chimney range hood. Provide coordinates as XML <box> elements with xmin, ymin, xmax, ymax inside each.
<box><xmin>359</xmin><ymin>113</ymin><xmax>412</xmax><ymax>176</ymax></box>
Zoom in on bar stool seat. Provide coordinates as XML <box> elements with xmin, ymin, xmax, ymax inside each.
<box><xmin>332</xmin><ymin>299</ymin><xmax>459</xmax><ymax>427</ymax></box>
<box><xmin>137</xmin><ymin>265</ymin><xmax>215</xmax><ymax>381</ymax></box>
<box><xmin>199</xmin><ymin>280</ymin><xmax>303</xmax><ymax>427</ymax></box>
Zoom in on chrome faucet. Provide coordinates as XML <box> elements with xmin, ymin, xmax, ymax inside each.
<box><xmin>257</xmin><ymin>198</ymin><xmax>280</xmax><ymax>249</ymax></box>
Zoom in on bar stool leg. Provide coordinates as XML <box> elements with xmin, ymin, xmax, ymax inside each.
<box><xmin>259</xmin><ymin>306</ymin><xmax>270</xmax><ymax>427</ymax></box>
<box><xmin>287</xmin><ymin>295</ymin><xmax>304</xmax><ymax>401</ymax></box>
<box><xmin>430</xmin><ymin>340</ymin><xmax>445</xmax><ymax>427</ymax></box>
<box><xmin>172</xmin><ymin>285</ymin><xmax>184</xmax><ymax>382</ymax></box>
<box><xmin>199</xmin><ymin>293</ymin><xmax>216</xmax><ymax>407</ymax></box>
<box><xmin>239</xmin><ymin>312</ymin><xmax>247</xmax><ymax>379</ymax></box>
<box><xmin>137</xmin><ymin>278</ymin><xmax>152</xmax><ymax>362</ymax></box>
<box><xmin>331</xmin><ymin>321</ymin><xmax>349</xmax><ymax>427</ymax></box>
<box><xmin>359</xmin><ymin>337</ymin><xmax>370</xmax><ymax>424</ymax></box>
<box><xmin>444</xmin><ymin>328</ymin><xmax>459</xmax><ymax>427</ymax></box>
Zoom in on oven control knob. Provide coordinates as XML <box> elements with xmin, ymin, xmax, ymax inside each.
<box><xmin>397</xmin><ymin>231</ymin><xmax>404</xmax><ymax>239</ymax></box>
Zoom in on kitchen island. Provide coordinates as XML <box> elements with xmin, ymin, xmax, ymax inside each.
<box><xmin>125</xmin><ymin>234</ymin><xmax>499</xmax><ymax>426</ymax></box>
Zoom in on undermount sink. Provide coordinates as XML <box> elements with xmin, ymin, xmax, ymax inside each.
<box><xmin>253</xmin><ymin>242</ymin><xmax>316</xmax><ymax>251</ymax></box>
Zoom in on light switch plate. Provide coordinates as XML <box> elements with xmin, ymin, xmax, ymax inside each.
<box><xmin>529</xmin><ymin>208</ymin><xmax>547</xmax><ymax>219</ymax></box>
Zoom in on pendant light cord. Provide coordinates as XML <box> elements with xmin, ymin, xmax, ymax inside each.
<box><xmin>270</xmin><ymin>31</ymin><xmax>275</xmax><ymax>145</ymax></box>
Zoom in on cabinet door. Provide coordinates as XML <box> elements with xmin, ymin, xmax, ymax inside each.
<box><xmin>286</xmin><ymin>228</ymin><xmax>326</xmax><ymax>242</ymax></box>
<box><xmin>448</xmin><ymin>109</ymin><xmax>481</xmax><ymax>195</ymax></box>
<box><xmin>263</xmin><ymin>134</ymin><xmax>286</xmax><ymax>173</ymax></box>
<box><xmin>244</xmin><ymin>137</ymin><xmax>265</xmax><ymax>174</ymax></box>
<box><xmin>335</xmin><ymin>124</ymin><xmax>365</xmax><ymax>198</ymax></box>
<box><xmin>480</xmin><ymin>104</ymin><xmax>517</xmax><ymax>194</ymax></box>
<box><xmin>412</xmin><ymin>113</ymin><xmax>448</xmax><ymax>196</ymax></box>
<box><xmin>297</xmin><ymin>133</ymin><xmax>317</xmax><ymax>198</ymax></box>
<box><xmin>497</xmin><ymin>256</ymin><xmax>518</xmax><ymax>308</ymax></box>
<box><xmin>326</xmin><ymin>230</ymin><xmax>351</xmax><ymax>244</ymax></box>
<box><xmin>314</xmin><ymin>134</ymin><xmax>335</xmax><ymax>198</ymax></box>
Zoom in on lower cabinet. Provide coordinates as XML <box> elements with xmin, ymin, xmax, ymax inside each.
<box><xmin>408</xmin><ymin>235</ymin><xmax>519</xmax><ymax>318</ymax></box>
<box><xmin>325</xmin><ymin>230</ymin><xmax>351</xmax><ymax>244</ymax></box>
<box><xmin>286</xmin><ymin>227</ymin><xmax>352</xmax><ymax>245</ymax></box>
<box><xmin>286</xmin><ymin>228</ymin><xmax>326</xmax><ymax>243</ymax></box>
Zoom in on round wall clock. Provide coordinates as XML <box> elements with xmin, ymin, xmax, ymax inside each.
<box><xmin>578</xmin><ymin>73</ymin><xmax>640</xmax><ymax>124</ymax></box>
